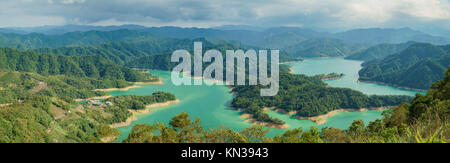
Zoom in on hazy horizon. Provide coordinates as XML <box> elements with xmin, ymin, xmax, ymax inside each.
<box><xmin>1</xmin><ymin>0</ymin><xmax>449</xmax><ymax>34</ymax></box>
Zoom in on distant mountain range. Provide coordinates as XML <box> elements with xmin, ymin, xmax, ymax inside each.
<box><xmin>1</xmin><ymin>25</ymin><xmax>448</xmax><ymax>46</ymax></box>
<box><xmin>0</xmin><ymin>24</ymin><xmax>147</xmax><ymax>35</ymax></box>
<box><xmin>1</xmin><ymin>25</ymin><xmax>448</xmax><ymax>59</ymax></box>
<box><xmin>331</xmin><ymin>28</ymin><xmax>449</xmax><ymax>45</ymax></box>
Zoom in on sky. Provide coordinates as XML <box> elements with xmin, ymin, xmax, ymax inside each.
<box><xmin>1</xmin><ymin>0</ymin><xmax>450</xmax><ymax>32</ymax></box>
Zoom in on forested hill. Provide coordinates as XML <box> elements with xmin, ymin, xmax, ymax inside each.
<box><xmin>345</xmin><ymin>41</ymin><xmax>416</xmax><ymax>61</ymax></box>
<box><xmin>32</xmin><ymin>37</ymin><xmax>299</xmax><ymax>70</ymax></box>
<box><xmin>0</xmin><ymin>47</ymin><xmax>176</xmax><ymax>142</ymax></box>
<box><xmin>359</xmin><ymin>43</ymin><xmax>450</xmax><ymax>90</ymax></box>
<box><xmin>0</xmin><ymin>48</ymin><xmax>154</xmax><ymax>86</ymax></box>
<box><xmin>0</xmin><ymin>70</ymin><xmax>176</xmax><ymax>142</ymax></box>
<box><xmin>231</xmin><ymin>73</ymin><xmax>413</xmax><ymax>124</ymax></box>
<box><xmin>0</xmin><ymin>29</ymin><xmax>157</xmax><ymax>49</ymax></box>
<box><xmin>2</xmin><ymin>27</ymin><xmax>448</xmax><ymax>60</ymax></box>
<box><xmin>32</xmin><ymin>38</ymin><xmax>190</xmax><ymax>65</ymax></box>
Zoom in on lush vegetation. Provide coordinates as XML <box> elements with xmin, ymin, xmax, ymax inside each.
<box><xmin>0</xmin><ymin>47</ymin><xmax>159</xmax><ymax>89</ymax></box>
<box><xmin>0</xmin><ymin>46</ymin><xmax>176</xmax><ymax>143</ymax></box>
<box><xmin>359</xmin><ymin>43</ymin><xmax>450</xmax><ymax>90</ymax></box>
<box><xmin>231</xmin><ymin>73</ymin><xmax>413</xmax><ymax>124</ymax></box>
<box><xmin>346</xmin><ymin>41</ymin><xmax>416</xmax><ymax>61</ymax></box>
<box><xmin>284</xmin><ymin>38</ymin><xmax>359</xmax><ymax>58</ymax></box>
<box><xmin>0</xmin><ymin>71</ymin><xmax>111</xmax><ymax>142</ymax></box>
<box><xmin>1</xmin><ymin>27</ymin><xmax>448</xmax><ymax>143</ymax></box>
<box><xmin>125</xmin><ymin>40</ymin><xmax>299</xmax><ymax>71</ymax></box>
<box><xmin>105</xmin><ymin>92</ymin><xmax>176</xmax><ymax>110</ymax></box>
<box><xmin>123</xmin><ymin>68</ymin><xmax>449</xmax><ymax>143</ymax></box>
<box><xmin>32</xmin><ymin>38</ymin><xmax>197</xmax><ymax>65</ymax></box>
<box><xmin>0</xmin><ymin>71</ymin><xmax>176</xmax><ymax>143</ymax></box>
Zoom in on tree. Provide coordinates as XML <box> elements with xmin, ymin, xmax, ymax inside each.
<box><xmin>239</xmin><ymin>126</ymin><xmax>269</xmax><ymax>143</ymax></box>
<box><xmin>348</xmin><ymin>119</ymin><xmax>365</xmax><ymax>136</ymax></box>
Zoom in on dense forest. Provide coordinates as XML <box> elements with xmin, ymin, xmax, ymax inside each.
<box><xmin>0</xmin><ymin>47</ymin><xmax>159</xmax><ymax>89</ymax></box>
<box><xmin>231</xmin><ymin>73</ymin><xmax>413</xmax><ymax>124</ymax></box>
<box><xmin>359</xmin><ymin>43</ymin><xmax>450</xmax><ymax>90</ymax></box>
<box><xmin>124</xmin><ymin>68</ymin><xmax>449</xmax><ymax>143</ymax></box>
<box><xmin>33</xmin><ymin>38</ymin><xmax>299</xmax><ymax>70</ymax></box>
<box><xmin>32</xmin><ymin>38</ymin><xmax>197</xmax><ymax>65</ymax></box>
<box><xmin>106</xmin><ymin>93</ymin><xmax>176</xmax><ymax>110</ymax></box>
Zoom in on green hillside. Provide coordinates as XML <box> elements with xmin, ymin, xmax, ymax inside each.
<box><xmin>231</xmin><ymin>73</ymin><xmax>413</xmax><ymax>124</ymax></box>
<box><xmin>346</xmin><ymin>41</ymin><xmax>416</xmax><ymax>61</ymax></box>
<box><xmin>0</xmin><ymin>71</ymin><xmax>175</xmax><ymax>143</ymax></box>
<box><xmin>359</xmin><ymin>43</ymin><xmax>450</xmax><ymax>90</ymax></box>
<box><xmin>0</xmin><ymin>48</ymin><xmax>155</xmax><ymax>87</ymax></box>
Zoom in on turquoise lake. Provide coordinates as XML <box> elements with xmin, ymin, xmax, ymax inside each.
<box><xmin>288</xmin><ymin>57</ymin><xmax>424</xmax><ymax>96</ymax></box>
<box><xmin>110</xmin><ymin>57</ymin><xmax>424</xmax><ymax>141</ymax></box>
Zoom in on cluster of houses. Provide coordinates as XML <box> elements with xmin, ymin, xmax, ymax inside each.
<box><xmin>86</xmin><ymin>100</ymin><xmax>114</xmax><ymax>107</ymax></box>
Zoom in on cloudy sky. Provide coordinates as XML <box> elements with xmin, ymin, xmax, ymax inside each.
<box><xmin>1</xmin><ymin>0</ymin><xmax>450</xmax><ymax>31</ymax></box>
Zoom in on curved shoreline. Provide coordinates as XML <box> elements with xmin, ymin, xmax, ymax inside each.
<box><xmin>94</xmin><ymin>77</ymin><xmax>163</xmax><ymax>92</ymax></box>
<box><xmin>94</xmin><ymin>85</ymin><xmax>141</xmax><ymax>92</ymax></box>
<box><xmin>131</xmin><ymin>77</ymin><xmax>163</xmax><ymax>85</ymax></box>
<box><xmin>358</xmin><ymin>79</ymin><xmax>427</xmax><ymax>92</ymax></box>
<box><xmin>237</xmin><ymin>107</ymin><xmax>290</xmax><ymax>129</ymax></box>
<box><xmin>76</xmin><ymin>78</ymin><xmax>164</xmax><ymax>102</ymax></box>
<box><xmin>288</xmin><ymin>58</ymin><xmax>426</xmax><ymax>93</ymax></box>
<box><xmin>294</xmin><ymin>107</ymin><xmax>392</xmax><ymax>125</ymax></box>
<box><xmin>109</xmin><ymin>99</ymin><xmax>180</xmax><ymax>128</ymax></box>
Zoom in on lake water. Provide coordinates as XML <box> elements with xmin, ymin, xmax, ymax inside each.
<box><xmin>110</xmin><ymin>58</ymin><xmax>423</xmax><ymax>141</ymax></box>
<box><xmin>288</xmin><ymin>57</ymin><xmax>424</xmax><ymax>96</ymax></box>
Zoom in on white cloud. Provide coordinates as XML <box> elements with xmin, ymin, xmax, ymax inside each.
<box><xmin>0</xmin><ymin>0</ymin><xmax>449</xmax><ymax>30</ymax></box>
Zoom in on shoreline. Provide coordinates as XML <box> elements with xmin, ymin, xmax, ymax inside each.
<box><xmin>286</xmin><ymin>59</ymin><xmax>426</xmax><ymax>93</ymax></box>
<box><xmin>109</xmin><ymin>99</ymin><xmax>180</xmax><ymax>128</ymax></box>
<box><xmin>288</xmin><ymin>67</ymin><xmax>294</xmax><ymax>74</ymax></box>
<box><xmin>132</xmin><ymin>77</ymin><xmax>163</xmax><ymax>85</ymax></box>
<box><xmin>279</xmin><ymin>61</ymin><xmax>297</xmax><ymax>64</ymax></box>
<box><xmin>74</xmin><ymin>78</ymin><xmax>164</xmax><ymax>102</ymax></box>
<box><xmin>94</xmin><ymin>77</ymin><xmax>164</xmax><ymax>92</ymax></box>
<box><xmin>94</xmin><ymin>85</ymin><xmax>141</xmax><ymax>92</ymax></box>
<box><xmin>237</xmin><ymin>107</ymin><xmax>290</xmax><ymax>129</ymax></box>
<box><xmin>294</xmin><ymin>107</ymin><xmax>392</xmax><ymax>125</ymax></box>
<box><xmin>359</xmin><ymin>79</ymin><xmax>427</xmax><ymax>92</ymax></box>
